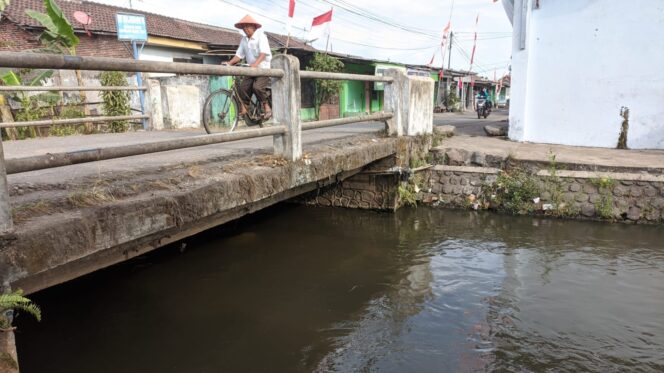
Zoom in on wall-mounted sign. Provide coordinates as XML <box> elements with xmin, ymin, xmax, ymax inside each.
<box><xmin>116</xmin><ymin>12</ymin><xmax>147</xmax><ymax>41</ymax></box>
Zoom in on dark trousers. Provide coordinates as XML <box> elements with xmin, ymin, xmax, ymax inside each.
<box><xmin>238</xmin><ymin>76</ymin><xmax>270</xmax><ymax>110</ymax></box>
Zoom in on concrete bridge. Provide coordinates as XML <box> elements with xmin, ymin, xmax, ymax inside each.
<box><xmin>0</xmin><ymin>53</ymin><xmax>435</xmax><ymax>295</ymax></box>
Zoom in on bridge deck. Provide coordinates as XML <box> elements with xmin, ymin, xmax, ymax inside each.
<box><xmin>0</xmin><ymin>122</ymin><xmax>397</xmax><ymax>294</ymax></box>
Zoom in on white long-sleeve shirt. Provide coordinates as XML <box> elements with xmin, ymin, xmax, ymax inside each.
<box><xmin>235</xmin><ymin>29</ymin><xmax>272</xmax><ymax>69</ymax></box>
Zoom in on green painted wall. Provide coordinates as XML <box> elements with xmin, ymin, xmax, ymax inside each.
<box><xmin>300</xmin><ymin>108</ymin><xmax>317</xmax><ymax>121</ymax></box>
<box><xmin>341</xmin><ymin>80</ymin><xmax>365</xmax><ymax>117</ymax></box>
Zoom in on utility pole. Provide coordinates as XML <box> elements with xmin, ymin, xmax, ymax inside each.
<box><xmin>448</xmin><ymin>31</ymin><xmax>453</xmax><ymax>70</ymax></box>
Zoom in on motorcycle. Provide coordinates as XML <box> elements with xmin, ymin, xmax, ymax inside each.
<box><xmin>476</xmin><ymin>98</ymin><xmax>491</xmax><ymax>119</ymax></box>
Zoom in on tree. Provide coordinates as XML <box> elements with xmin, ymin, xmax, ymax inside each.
<box><xmin>305</xmin><ymin>53</ymin><xmax>344</xmax><ymax>119</ymax></box>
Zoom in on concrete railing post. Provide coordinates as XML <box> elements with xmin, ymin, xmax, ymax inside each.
<box><xmin>0</xmin><ymin>141</ymin><xmax>13</xmax><ymax>235</ymax></box>
<box><xmin>383</xmin><ymin>69</ymin><xmax>408</xmax><ymax>137</ymax></box>
<box><xmin>384</xmin><ymin>69</ymin><xmax>435</xmax><ymax>137</ymax></box>
<box><xmin>271</xmin><ymin>54</ymin><xmax>302</xmax><ymax>161</ymax></box>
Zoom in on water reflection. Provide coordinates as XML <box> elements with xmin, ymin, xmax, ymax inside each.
<box><xmin>15</xmin><ymin>207</ymin><xmax>664</xmax><ymax>373</ymax></box>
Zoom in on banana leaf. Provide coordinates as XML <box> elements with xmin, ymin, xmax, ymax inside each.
<box><xmin>1</xmin><ymin>71</ymin><xmax>21</xmax><ymax>86</ymax></box>
<box><xmin>25</xmin><ymin>0</ymin><xmax>79</xmax><ymax>50</ymax></box>
<box><xmin>27</xmin><ymin>69</ymin><xmax>54</xmax><ymax>86</ymax></box>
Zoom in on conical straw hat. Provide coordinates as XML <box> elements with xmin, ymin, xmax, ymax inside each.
<box><xmin>234</xmin><ymin>14</ymin><xmax>262</xmax><ymax>29</ymax></box>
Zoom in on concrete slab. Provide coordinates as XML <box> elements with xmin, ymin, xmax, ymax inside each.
<box><xmin>434</xmin><ymin>135</ymin><xmax>664</xmax><ymax>173</ymax></box>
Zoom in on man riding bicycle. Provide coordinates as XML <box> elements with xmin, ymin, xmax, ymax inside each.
<box><xmin>223</xmin><ymin>15</ymin><xmax>273</xmax><ymax>121</ymax></box>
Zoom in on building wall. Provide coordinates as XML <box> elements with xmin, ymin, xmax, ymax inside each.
<box><xmin>509</xmin><ymin>0</ymin><xmax>664</xmax><ymax>149</ymax></box>
<box><xmin>0</xmin><ymin>19</ymin><xmax>41</xmax><ymax>51</ymax></box>
<box><xmin>0</xmin><ymin>20</ymin><xmax>131</xmax><ymax>58</ymax></box>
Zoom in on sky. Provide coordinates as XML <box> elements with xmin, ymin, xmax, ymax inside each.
<box><xmin>93</xmin><ymin>0</ymin><xmax>513</xmax><ymax>78</ymax></box>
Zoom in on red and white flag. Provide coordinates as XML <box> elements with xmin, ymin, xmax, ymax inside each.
<box><xmin>469</xmin><ymin>13</ymin><xmax>480</xmax><ymax>71</ymax></box>
<box><xmin>286</xmin><ymin>0</ymin><xmax>296</xmax><ymax>34</ymax></box>
<box><xmin>308</xmin><ymin>9</ymin><xmax>333</xmax><ymax>42</ymax></box>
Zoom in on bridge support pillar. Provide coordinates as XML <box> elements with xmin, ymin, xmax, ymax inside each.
<box><xmin>271</xmin><ymin>55</ymin><xmax>302</xmax><ymax>161</ymax></box>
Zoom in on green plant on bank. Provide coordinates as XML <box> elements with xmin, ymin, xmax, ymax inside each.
<box><xmin>305</xmin><ymin>53</ymin><xmax>344</xmax><ymax>119</ymax></box>
<box><xmin>99</xmin><ymin>71</ymin><xmax>131</xmax><ymax>132</ymax></box>
<box><xmin>398</xmin><ymin>183</ymin><xmax>418</xmax><ymax>208</ymax></box>
<box><xmin>591</xmin><ymin>176</ymin><xmax>615</xmax><ymax>219</ymax></box>
<box><xmin>481</xmin><ymin>170</ymin><xmax>540</xmax><ymax>214</ymax></box>
<box><xmin>540</xmin><ymin>152</ymin><xmax>580</xmax><ymax>217</ymax></box>
<box><xmin>409</xmin><ymin>154</ymin><xmax>427</xmax><ymax>169</ymax></box>
<box><xmin>399</xmin><ymin>173</ymin><xmax>424</xmax><ymax>208</ymax></box>
<box><xmin>0</xmin><ymin>290</ymin><xmax>41</xmax><ymax>331</ymax></box>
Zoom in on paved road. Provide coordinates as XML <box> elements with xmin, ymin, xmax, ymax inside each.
<box><xmin>434</xmin><ymin>109</ymin><xmax>508</xmax><ymax>136</ymax></box>
<box><xmin>4</xmin><ymin>122</ymin><xmax>384</xmax><ymax>185</ymax></box>
<box><xmin>4</xmin><ymin>108</ymin><xmax>506</xmax><ymax>185</ymax></box>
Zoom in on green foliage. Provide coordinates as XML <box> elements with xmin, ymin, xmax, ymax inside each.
<box><xmin>0</xmin><ymin>0</ymin><xmax>10</xmax><ymax>12</ymax></box>
<box><xmin>306</xmin><ymin>53</ymin><xmax>344</xmax><ymax>119</ymax></box>
<box><xmin>446</xmin><ymin>91</ymin><xmax>459</xmax><ymax>111</ymax></box>
<box><xmin>0</xmin><ymin>289</ymin><xmax>41</xmax><ymax>329</ymax></box>
<box><xmin>591</xmin><ymin>176</ymin><xmax>615</xmax><ymax>190</ymax></box>
<box><xmin>481</xmin><ymin>170</ymin><xmax>540</xmax><ymax>214</ymax></box>
<box><xmin>100</xmin><ymin>71</ymin><xmax>131</xmax><ymax>132</ymax></box>
<box><xmin>0</xmin><ymin>71</ymin><xmax>20</xmax><ymax>86</ymax></box>
<box><xmin>591</xmin><ymin>176</ymin><xmax>615</xmax><ymax>219</ymax></box>
<box><xmin>49</xmin><ymin>104</ymin><xmax>85</xmax><ymax>136</ymax></box>
<box><xmin>398</xmin><ymin>184</ymin><xmax>417</xmax><ymax>208</ymax></box>
<box><xmin>25</xmin><ymin>0</ymin><xmax>79</xmax><ymax>54</ymax></box>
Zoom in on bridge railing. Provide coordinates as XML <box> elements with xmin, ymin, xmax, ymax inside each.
<box><xmin>0</xmin><ymin>52</ymin><xmax>432</xmax><ymax>234</ymax></box>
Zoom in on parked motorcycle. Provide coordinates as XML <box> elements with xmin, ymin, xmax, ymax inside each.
<box><xmin>476</xmin><ymin>98</ymin><xmax>491</xmax><ymax>119</ymax></box>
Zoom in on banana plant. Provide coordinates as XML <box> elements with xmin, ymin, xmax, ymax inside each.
<box><xmin>25</xmin><ymin>0</ymin><xmax>79</xmax><ymax>54</ymax></box>
<box><xmin>0</xmin><ymin>69</ymin><xmax>58</xmax><ymax>102</ymax></box>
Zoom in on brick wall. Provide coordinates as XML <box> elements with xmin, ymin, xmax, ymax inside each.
<box><xmin>0</xmin><ymin>19</ymin><xmax>41</xmax><ymax>51</ymax></box>
<box><xmin>0</xmin><ymin>19</ymin><xmax>132</xmax><ymax>58</ymax></box>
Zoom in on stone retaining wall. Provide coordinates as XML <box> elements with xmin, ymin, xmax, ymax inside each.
<box><xmin>420</xmin><ymin>165</ymin><xmax>664</xmax><ymax>224</ymax></box>
<box><xmin>297</xmin><ymin>172</ymin><xmax>400</xmax><ymax>211</ymax></box>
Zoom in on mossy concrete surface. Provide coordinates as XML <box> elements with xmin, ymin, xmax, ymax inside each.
<box><xmin>0</xmin><ymin>134</ymin><xmax>402</xmax><ymax>294</ymax></box>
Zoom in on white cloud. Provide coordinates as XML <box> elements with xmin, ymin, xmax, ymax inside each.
<box><xmin>94</xmin><ymin>0</ymin><xmax>512</xmax><ymax>77</ymax></box>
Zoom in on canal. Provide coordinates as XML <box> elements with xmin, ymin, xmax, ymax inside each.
<box><xmin>15</xmin><ymin>206</ymin><xmax>664</xmax><ymax>372</ymax></box>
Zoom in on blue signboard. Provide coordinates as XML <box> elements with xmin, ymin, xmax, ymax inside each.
<box><xmin>116</xmin><ymin>13</ymin><xmax>147</xmax><ymax>41</ymax></box>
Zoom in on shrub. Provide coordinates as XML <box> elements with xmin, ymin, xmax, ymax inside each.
<box><xmin>100</xmin><ymin>71</ymin><xmax>131</xmax><ymax>132</ymax></box>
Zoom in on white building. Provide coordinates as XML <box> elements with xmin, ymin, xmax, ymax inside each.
<box><xmin>503</xmin><ymin>0</ymin><xmax>664</xmax><ymax>150</ymax></box>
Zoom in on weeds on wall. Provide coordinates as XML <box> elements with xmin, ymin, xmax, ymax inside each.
<box><xmin>591</xmin><ymin>176</ymin><xmax>616</xmax><ymax>219</ymax></box>
<box><xmin>480</xmin><ymin>170</ymin><xmax>540</xmax><ymax>214</ymax></box>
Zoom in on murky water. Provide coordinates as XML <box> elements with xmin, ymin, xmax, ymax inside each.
<box><xmin>15</xmin><ymin>206</ymin><xmax>664</xmax><ymax>372</ymax></box>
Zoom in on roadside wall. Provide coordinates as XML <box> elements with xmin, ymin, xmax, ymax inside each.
<box><xmin>509</xmin><ymin>0</ymin><xmax>664</xmax><ymax>149</ymax></box>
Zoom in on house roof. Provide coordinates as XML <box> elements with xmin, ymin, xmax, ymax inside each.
<box><xmin>2</xmin><ymin>0</ymin><xmax>242</xmax><ymax>46</ymax></box>
<box><xmin>266</xmin><ymin>32</ymin><xmax>317</xmax><ymax>52</ymax></box>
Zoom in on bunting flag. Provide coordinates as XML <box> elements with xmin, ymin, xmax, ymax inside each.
<box><xmin>469</xmin><ymin>13</ymin><xmax>479</xmax><ymax>71</ymax></box>
<box><xmin>308</xmin><ymin>9</ymin><xmax>333</xmax><ymax>42</ymax></box>
<box><xmin>286</xmin><ymin>0</ymin><xmax>296</xmax><ymax>34</ymax></box>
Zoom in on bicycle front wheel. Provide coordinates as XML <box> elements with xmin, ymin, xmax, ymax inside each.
<box><xmin>202</xmin><ymin>89</ymin><xmax>239</xmax><ymax>134</ymax></box>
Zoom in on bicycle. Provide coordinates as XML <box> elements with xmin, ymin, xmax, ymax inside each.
<box><xmin>202</xmin><ymin>72</ymin><xmax>272</xmax><ymax>134</ymax></box>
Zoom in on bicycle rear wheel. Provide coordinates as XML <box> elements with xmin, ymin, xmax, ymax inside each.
<box><xmin>202</xmin><ymin>89</ymin><xmax>239</xmax><ymax>134</ymax></box>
